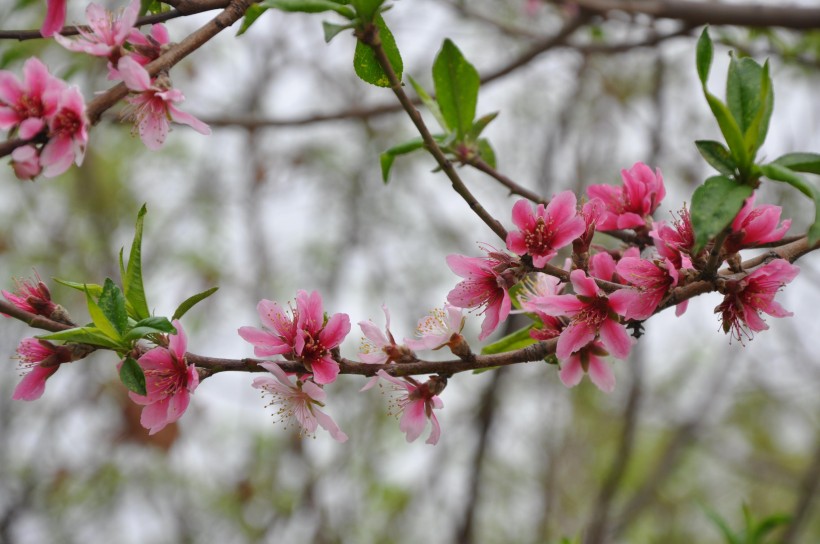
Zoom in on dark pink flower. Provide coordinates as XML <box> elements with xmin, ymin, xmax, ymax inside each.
<box><xmin>614</xmin><ymin>257</ymin><xmax>680</xmax><ymax>320</ymax></box>
<box><xmin>2</xmin><ymin>272</ymin><xmax>57</xmax><ymax>317</ymax></box>
<box><xmin>0</xmin><ymin>57</ymin><xmax>65</xmax><ymax>139</ymax></box>
<box><xmin>558</xmin><ymin>341</ymin><xmax>615</xmax><ymax>393</ymax></box>
<box><xmin>587</xmin><ymin>162</ymin><xmax>666</xmax><ymax>231</ymax></box>
<box><xmin>239</xmin><ymin>290</ymin><xmax>350</xmax><ymax>385</ymax></box>
<box><xmin>715</xmin><ymin>259</ymin><xmax>799</xmax><ymax>341</ymax></box>
<box><xmin>129</xmin><ymin>320</ymin><xmax>199</xmax><ymax>435</ymax></box>
<box><xmin>40</xmin><ymin>86</ymin><xmax>88</xmax><ymax>177</ymax></box>
<box><xmin>54</xmin><ymin>0</ymin><xmax>139</xmax><ymax>61</ymax></box>
<box><xmin>506</xmin><ymin>192</ymin><xmax>585</xmax><ymax>268</ymax></box>
<box><xmin>118</xmin><ymin>56</ymin><xmax>210</xmax><ymax>150</ymax></box>
<box><xmin>527</xmin><ymin>269</ymin><xmax>633</xmax><ymax>360</ymax></box>
<box><xmin>41</xmin><ymin>0</ymin><xmax>67</xmax><ymax>37</ymax></box>
<box><xmin>723</xmin><ymin>195</ymin><xmax>791</xmax><ymax>255</ymax></box>
<box><xmin>12</xmin><ymin>338</ymin><xmax>71</xmax><ymax>401</ymax></box>
<box><xmin>253</xmin><ymin>362</ymin><xmax>347</xmax><ymax>442</ymax></box>
<box><xmin>376</xmin><ymin>370</ymin><xmax>445</xmax><ymax>445</ymax></box>
<box><xmin>650</xmin><ymin>206</ymin><xmax>695</xmax><ymax>270</ymax></box>
<box><xmin>446</xmin><ymin>250</ymin><xmax>520</xmax><ymax>340</ymax></box>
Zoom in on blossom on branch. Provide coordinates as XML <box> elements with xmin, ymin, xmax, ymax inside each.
<box><xmin>358</xmin><ymin>305</ymin><xmax>410</xmax><ymax>365</ymax></box>
<box><xmin>587</xmin><ymin>162</ymin><xmax>666</xmax><ymax>231</ymax></box>
<box><xmin>54</xmin><ymin>0</ymin><xmax>140</xmax><ymax>69</ymax></box>
<box><xmin>404</xmin><ymin>303</ymin><xmax>466</xmax><ymax>351</ymax></box>
<box><xmin>11</xmin><ymin>145</ymin><xmax>43</xmax><ymax>180</ymax></box>
<box><xmin>650</xmin><ymin>206</ymin><xmax>695</xmax><ymax>270</ymax></box>
<box><xmin>558</xmin><ymin>341</ymin><xmax>615</xmax><ymax>393</ymax></box>
<box><xmin>505</xmin><ymin>192</ymin><xmax>585</xmax><ymax>268</ymax></box>
<box><xmin>239</xmin><ymin>290</ymin><xmax>350</xmax><ymax>385</ymax></box>
<box><xmin>253</xmin><ymin>362</ymin><xmax>348</xmax><ymax>442</ymax></box>
<box><xmin>12</xmin><ymin>338</ymin><xmax>72</xmax><ymax>401</ymax></box>
<box><xmin>40</xmin><ymin>86</ymin><xmax>88</xmax><ymax>177</ymax></box>
<box><xmin>126</xmin><ymin>23</ymin><xmax>171</xmax><ymax>66</ymax></box>
<box><xmin>118</xmin><ymin>56</ymin><xmax>210</xmax><ymax>151</ymax></box>
<box><xmin>715</xmin><ymin>259</ymin><xmax>799</xmax><ymax>341</ymax></box>
<box><xmin>128</xmin><ymin>320</ymin><xmax>199</xmax><ymax>435</ymax></box>
<box><xmin>2</xmin><ymin>272</ymin><xmax>57</xmax><ymax>317</ymax></box>
<box><xmin>0</xmin><ymin>57</ymin><xmax>65</xmax><ymax>140</ymax></box>
<box><xmin>722</xmin><ymin>195</ymin><xmax>792</xmax><ymax>255</ymax></box>
<box><xmin>614</xmin><ymin>256</ymin><xmax>681</xmax><ymax>319</ymax></box>
<box><xmin>375</xmin><ymin>370</ymin><xmax>445</xmax><ymax>445</ymax></box>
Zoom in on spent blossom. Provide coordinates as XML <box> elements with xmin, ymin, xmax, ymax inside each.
<box><xmin>376</xmin><ymin>370</ymin><xmax>445</xmax><ymax>445</ymax></box>
<box><xmin>505</xmin><ymin>192</ymin><xmax>586</xmax><ymax>268</ymax></box>
<box><xmin>587</xmin><ymin>162</ymin><xmax>666</xmax><ymax>231</ymax></box>
<box><xmin>558</xmin><ymin>341</ymin><xmax>616</xmax><ymax>393</ymax></box>
<box><xmin>715</xmin><ymin>259</ymin><xmax>799</xmax><ymax>341</ymax></box>
<box><xmin>722</xmin><ymin>195</ymin><xmax>791</xmax><ymax>255</ymax></box>
<box><xmin>359</xmin><ymin>305</ymin><xmax>411</xmax><ymax>365</ymax></box>
<box><xmin>12</xmin><ymin>338</ymin><xmax>72</xmax><ymax>401</ymax></box>
<box><xmin>118</xmin><ymin>56</ymin><xmax>210</xmax><ymax>151</ymax></box>
<box><xmin>238</xmin><ymin>290</ymin><xmax>350</xmax><ymax>385</ymax></box>
<box><xmin>253</xmin><ymin>362</ymin><xmax>348</xmax><ymax>442</ymax></box>
<box><xmin>129</xmin><ymin>320</ymin><xmax>198</xmax><ymax>435</ymax></box>
<box><xmin>2</xmin><ymin>272</ymin><xmax>58</xmax><ymax>317</ymax></box>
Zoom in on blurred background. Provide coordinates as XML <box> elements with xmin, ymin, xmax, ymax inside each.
<box><xmin>1</xmin><ymin>0</ymin><xmax>819</xmax><ymax>542</ymax></box>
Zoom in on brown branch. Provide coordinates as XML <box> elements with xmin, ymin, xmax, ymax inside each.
<box><xmin>572</xmin><ymin>0</ymin><xmax>820</xmax><ymax>30</ymax></box>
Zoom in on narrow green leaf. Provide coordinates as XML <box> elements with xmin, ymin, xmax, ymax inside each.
<box><xmin>124</xmin><ymin>323</ymin><xmax>176</xmax><ymax>342</ymax></box>
<box><xmin>726</xmin><ymin>56</ymin><xmax>764</xmax><ymax>136</ymax></box>
<box><xmin>260</xmin><ymin>0</ymin><xmax>355</xmax><ymax>17</ymax></box>
<box><xmin>98</xmin><ymin>278</ymin><xmax>128</xmax><ymax>336</ymax></box>
<box><xmin>353</xmin><ymin>14</ymin><xmax>403</xmax><ymax>87</ymax></box>
<box><xmin>690</xmin><ymin>175</ymin><xmax>754</xmax><ymax>253</ymax></box>
<box><xmin>322</xmin><ymin>21</ymin><xmax>352</xmax><ymax>43</ymax></box>
<box><xmin>237</xmin><ymin>4</ymin><xmax>269</xmax><ymax>36</ymax></box>
<box><xmin>85</xmin><ymin>286</ymin><xmax>123</xmax><ymax>341</ymax></box>
<box><xmin>760</xmin><ymin>163</ymin><xmax>820</xmax><ymax>245</ymax></box>
<box><xmin>481</xmin><ymin>324</ymin><xmax>536</xmax><ymax>355</ymax></box>
<box><xmin>746</xmin><ymin>60</ymin><xmax>773</xmax><ymax>154</ymax></box>
<box><xmin>469</xmin><ymin>111</ymin><xmax>499</xmax><ymax>141</ymax></box>
<box><xmin>695</xmin><ymin>140</ymin><xmax>736</xmax><ymax>176</ymax></box>
<box><xmin>119</xmin><ymin>357</ymin><xmax>147</xmax><ymax>396</ymax></box>
<box><xmin>172</xmin><ymin>286</ymin><xmax>219</xmax><ymax>321</ymax></box>
<box><xmin>477</xmin><ymin>138</ymin><xmax>496</xmax><ymax>169</ymax></box>
<box><xmin>407</xmin><ymin>74</ymin><xmax>449</xmax><ymax>132</ymax></box>
<box><xmin>123</xmin><ymin>205</ymin><xmax>150</xmax><ymax>320</ymax></box>
<box><xmin>352</xmin><ymin>0</ymin><xmax>385</xmax><ymax>21</ymax></box>
<box><xmin>380</xmin><ymin>138</ymin><xmax>425</xmax><ymax>182</ymax></box>
<box><xmin>54</xmin><ymin>279</ymin><xmax>102</xmax><ymax>298</ymax></box>
<box><xmin>704</xmin><ymin>92</ymin><xmax>749</xmax><ymax>169</ymax></box>
<box><xmin>750</xmin><ymin>513</ymin><xmax>791</xmax><ymax>541</ymax></box>
<box><xmin>696</xmin><ymin>27</ymin><xmax>713</xmax><ymax>86</ymax></box>
<box><xmin>773</xmin><ymin>152</ymin><xmax>820</xmax><ymax>175</ymax></box>
<box><xmin>38</xmin><ymin>326</ymin><xmax>124</xmax><ymax>349</ymax></box>
<box><xmin>433</xmin><ymin>39</ymin><xmax>480</xmax><ymax>139</ymax></box>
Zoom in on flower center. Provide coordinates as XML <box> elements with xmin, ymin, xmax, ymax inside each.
<box><xmin>524</xmin><ymin>217</ymin><xmax>554</xmax><ymax>254</ymax></box>
<box><xmin>51</xmin><ymin>108</ymin><xmax>81</xmax><ymax>137</ymax></box>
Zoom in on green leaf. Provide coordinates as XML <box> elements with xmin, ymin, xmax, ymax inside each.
<box><xmin>38</xmin><ymin>326</ymin><xmax>124</xmax><ymax>349</ymax></box>
<box><xmin>690</xmin><ymin>175</ymin><xmax>754</xmax><ymax>253</ymax></box>
<box><xmin>98</xmin><ymin>278</ymin><xmax>128</xmax><ymax>336</ymax></box>
<box><xmin>477</xmin><ymin>138</ymin><xmax>496</xmax><ymax>169</ymax></box>
<box><xmin>54</xmin><ymin>279</ymin><xmax>102</xmax><ymax>298</ymax></box>
<box><xmin>696</xmin><ymin>140</ymin><xmax>736</xmax><ymax>176</ymax></box>
<box><xmin>701</xmin><ymin>503</ymin><xmax>742</xmax><ymax>544</ymax></box>
<box><xmin>260</xmin><ymin>0</ymin><xmax>355</xmax><ymax>17</ymax></box>
<box><xmin>696</xmin><ymin>27</ymin><xmax>713</xmax><ymax>86</ymax></box>
<box><xmin>237</xmin><ymin>4</ymin><xmax>269</xmax><ymax>36</ymax></box>
<box><xmin>119</xmin><ymin>357</ymin><xmax>147</xmax><ymax>396</ymax></box>
<box><xmin>352</xmin><ymin>0</ymin><xmax>385</xmax><ymax>21</ymax></box>
<box><xmin>773</xmin><ymin>152</ymin><xmax>820</xmax><ymax>175</ymax></box>
<box><xmin>123</xmin><ymin>317</ymin><xmax>177</xmax><ymax>342</ymax></box>
<box><xmin>123</xmin><ymin>205</ymin><xmax>150</xmax><ymax>321</ymax></box>
<box><xmin>322</xmin><ymin>21</ymin><xmax>352</xmax><ymax>43</ymax></box>
<box><xmin>380</xmin><ymin>138</ymin><xmax>425</xmax><ymax>182</ymax></box>
<box><xmin>433</xmin><ymin>39</ymin><xmax>480</xmax><ymax>139</ymax></box>
<box><xmin>85</xmin><ymin>285</ymin><xmax>123</xmax><ymax>342</ymax></box>
<box><xmin>353</xmin><ymin>14</ymin><xmax>403</xmax><ymax>87</ymax></box>
<box><xmin>704</xmin><ymin>92</ymin><xmax>749</xmax><ymax>169</ymax></box>
<box><xmin>760</xmin><ymin>163</ymin><xmax>820</xmax><ymax>244</ymax></box>
<box><xmin>750</xmin><ymin>513</ymin><xmax>791</xmax><ymax>541</ymax></box>
<box><xmin>481</xmin><ymin>324</ymin><xmax>536</xmax><ymax>355</ymax></box>
<box><xmin>468</xmin><ymin>111</ymin><xmax>499</xmax><ymax>141</ymax></box>
<box><xmin>172</xmin><ymin>286</ymin><xmax>220</xmax><ymax>320</ymax></box>
<box><xmin>726</xmin><ymin>56</ymin><xmax>773</xmax><ymax>157</ymax></box>
<box><xmin>407</xmin><ymin>75</ymin><xmax>449</xmax><ymax>132</ymax></box>
<box><xmin>745</xmin><ymin>60</ymin><xmax>773</xmax><ymax>155</ymax></box>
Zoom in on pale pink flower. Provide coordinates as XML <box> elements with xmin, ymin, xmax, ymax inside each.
<box><xmin>129</xmin><ymin>320</ymin><xmax>199</xmax><ymax>435</ymax></box>
<box><xmin>446</xmin><ymin>249</ymin><xmax>520</xmax><ymax>340</ymax></box>
<box><xmin>126</xmin><ymin>23</ymin><xmax>170</xmax><ymax>65</ymax></box>
<box><xmin>2</xmin><ymin>272</ymin><xmax>57</xmax><ymax>317</ymax></box>
<box><xmin>376</xmin><ymin>370</ymin><xmax>445</xmax><ymax>445</ymax></box>
<box><xmin>40</xmin><ymin>86</ymin><xmax>88</xmax><ymax>177</ymax></box>
<box><xmin>11</xmin><ymin>145</ymin><xmax>42</xmax><ymax>180</ymax></box>
<box><xmin>723</xmin><ymin>195</ymin><xmax>792</xmax><ymax>255</ymax></box>
<box><xmin>614</xmin><ymin>257</ymin><xmax>680</xmax><ymax>320</ymax></box>
<box><xmin>42</xmin><ymin>0</ymin><xmax>67</xmax><ymax>37</ymax></box>
<box><xmin>253</xmin><ymin>362</ymin><xmax>348</xmax><ymax>442</ymax></box>
<box><xmin>0</xmin><ymin>57</ymin><xmax>65</xmax><ymax>139</ymax></box>
<box><xmin>558</xmin><ymin>341</ymin><xmax>615</xmax><ymax>393</ymax></box>
<box><xmin>54</xmin><ymin>0</ymin><xmax>139</xmax><ymax>61</ymax></box>
<box><xmin>527</xmin><ymin>269</ymin><xmax>633</xmax><ymax>360</ymax></box>
<box><xmin>715</xmin><ymin>259</ymin><xmax>799</xmax><ymax>341</ymax></box>
<box><xmin>12</xmin><ymin>338</ymin><xmax>71</xmax><ymax>401</ymax></box>
<box><xmin>118</xmin><ymin>56</ymin><xmax>210</xmax><ymax>150</ymax></box>
<box><xmin>358</xmin><ymin>305</ymin><xmax>407</xmax><ymax>365</ymax></box>
<box><xmin>587</xmin><ymin>162</ymin><xmax>666</xmax><ymax>231</ymax></box>
<box><xmin>506</xmin><ymin>193</ymin><xmax>586</xmax><ymax>267</ymax></box>
<box><xmin>519</xmin><ymin>273</ymin><xmax>564</xmax><ymax>341</ymax></box>
<box><xmin>239</xmin><ymin>290</ymin><xmax>350</xmax><ymax>385</ymax></box>
<box><xmin>404</xmin><ymin>303</ymin><xmax>465</xmax><ymax>351</ymax></box>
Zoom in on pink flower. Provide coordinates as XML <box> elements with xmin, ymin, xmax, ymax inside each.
<box><xmin>54</xmin><ymin>0</ymin><xmax>139</xmax><ymax>62</ymax></box>
<box><xmin>253</xmin><ymin>362</ymin><xmax>348</xmax><ymax>442</ymax></box>
<box><xmin>587</xmin><ymin>162</ymin><xmax>666</xmax><ymax>231</ymax></box>
<box><xmin>358</xmin><ymin>305</ymin><xmax>407</xmax><ymax>365</ymax></box>
<box><xmin>614</xmin><ymin>257</ymin><xmax>680</xmax><ymax>320</ymax></box>
<box><xmin>11</xmin><ymin>145</ymin><xmax>42</xmax><ymax>180</ymax></box>
<box><xmin>239</xmin><ymin>290</ymin><xmax>350</xmax><ymax>385</ymax></box>
<box><xmin>42</xmin><ymin>0</ymin><xmax>67</xmax><ymax>37</ymax></box>
<box><xmin>519</xmin><ymin>273</ymin><xmax>564</xmax><ymax>341</ymax></box>
<box><xmin>505</xmin><ymin>193</ymin><xmax>586</xmax><ymax>268</ymax></box>
<box><xmin>12</xmin><ymin>338</ymin><xmax>72</xmax><ymax>401</ymax></box>
<box><xmin>118</xmin><ymin>56</ymin><xmax>210</xmax><ymax>150</ymax></box>
<box><xmin>723</xmin><ymin>195</ymin><xmax>792</xmax><ymax>255</ymax></box>
<box><xmin>2</xmin><ymin>272</ymin><xmax>57</xmax><ymax>317</ymax></box>
<box><xmin>376</xmin><ymin>370</ymin><xmax>445</xmax><ymax>445</ymax></box>
<box><xmin>128</xmin><ymin>320</ymin><xmax>199</xmax><ymax>435</ymax></box>
<box><xmin>527</xmin><ymin>269</ymin><xmax>633</xmax><ymax>360</ymax></box>
<box><xmin>715</xmin><ymin>259</ymin><xmax>799</xmax><ymax>341</ymax></box>
<box><xmin>40</xmin><ymin>86</ymin><xmax>88</xmax><ymax>177</ymax></box>
<box><xmin>558</xmin><ymin>341</ymin><xmax>615</xmax><ymax>393</ymax></box>
<box><xmin>404</xmin><ymin>303</ymin><xmax>465</xmax><ymax>351</ymax></box>
<box><xmin>573</xmin><ymin>198</ymin><xmax>604</xmax><ymax>256</ymax></box>
<box><xmin>650</xmin><ymin>206</ymin><xmax>695</xmax><ymax>270</ymax></box>
<box><xmin>126</xmin><ymin>23</ymin><xmax>170</xmax><ymax>66</ymax></box>
<box><xmin>0</xmin><ymin>57</ymin><xmax>65</xmax><ymax>139</ymax></box>
<box><xmin>446</xmin><ymin>249</ymin><xmax>520</xmax><ymax>340</ymax></box>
